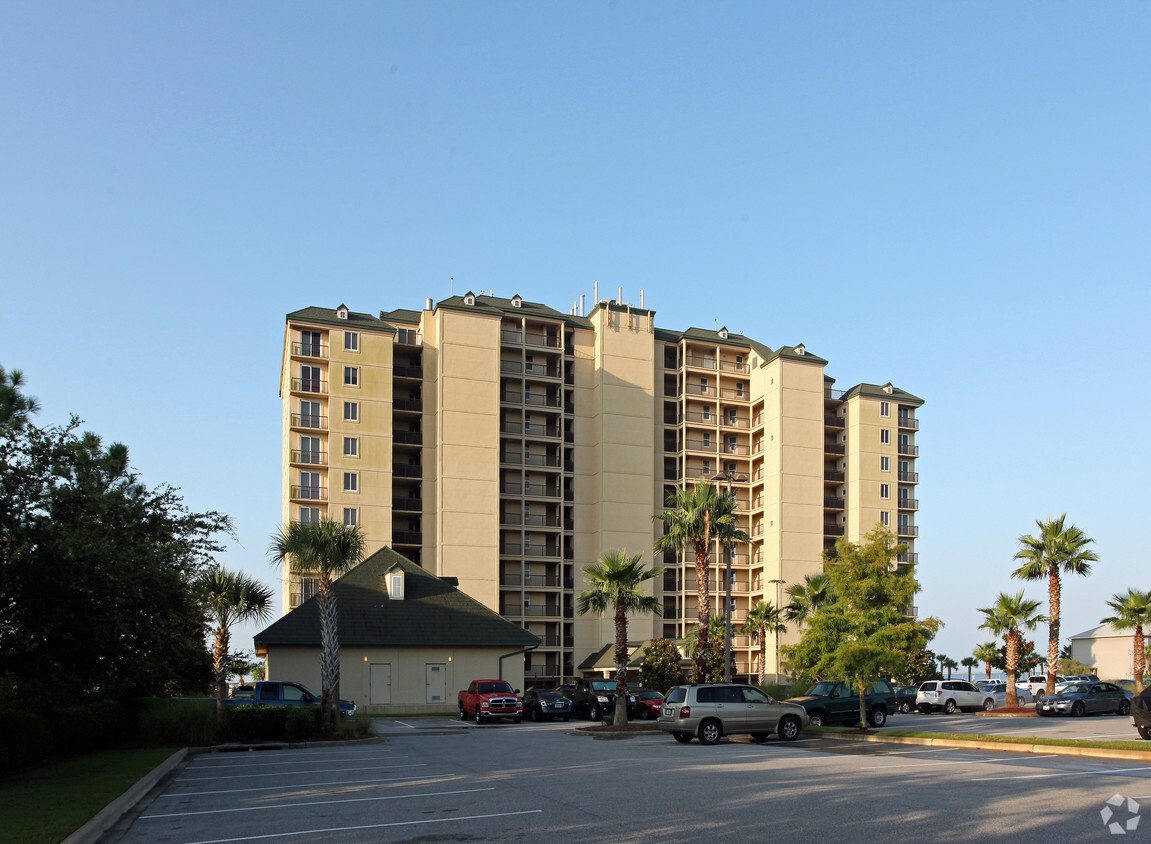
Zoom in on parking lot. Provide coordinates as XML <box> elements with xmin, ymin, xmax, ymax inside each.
<box><xmin>109</xmin><ymin>712</ymin><xmax>1151</xmax><ymax>843</ymax></box>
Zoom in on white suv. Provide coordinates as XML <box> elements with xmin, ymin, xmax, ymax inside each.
<box><xmin>916</xmin><ymin>680</ymin><xmax>995</xmax><ymax>713</ymax></box>
<box><xmin>1021</xmin><ymin>674</ymin><xmax>1066</xmax><ymax>699</ymax></box>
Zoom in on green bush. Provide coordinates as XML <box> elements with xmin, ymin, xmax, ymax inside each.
<box><xmin>223</xmin><ymin>706</ymin><xmax>288</xmax><ymax>741</ymax></box>
<box><xmin>335</xmin><ymin>718</ymin><xmax>375</xmax><ymax>740</ymax></box>
<box><xmin>285</xmin><ymin>707</ymin><xmax>319</xmax><ymax>741</ymax></box>
<box><xmin>48</xmin><ymin>701</ymin><xmax>134</xmax><ymax>755</ymax></box>
<box><xmin>0</xmin><ymin>709</ymin><xmax>54</xmax><ymax>771</ymax></box>
<box><xmin>137</xmin><ymin>698</ymin><xmax>220</xmax><ymax>746</ymax></box>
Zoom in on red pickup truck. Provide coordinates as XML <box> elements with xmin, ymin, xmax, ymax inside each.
<box><xmin>458</xmin><ymin>680</ymin><xmax>523</xmax><ymax>723</ymax></box>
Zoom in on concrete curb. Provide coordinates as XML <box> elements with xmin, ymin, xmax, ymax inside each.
<box><xmin>820</xmin><ymin>731</ymin><xmax>1151</xmax><ymax>761</ymax></box>
<box><xmin>61</xmin><ymin>748</ymin><xmax>188</xmax><ymax>844</ymax></box>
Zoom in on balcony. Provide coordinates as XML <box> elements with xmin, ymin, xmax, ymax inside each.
<box><xmin>393</xmin><ymin>464</ymin><xmax>422</xmax><ymax>478</ymax></box>
<box><xmin>899</xmin><ymin>471</ymin><xmax>919</xmax><ymax>483</ymax></box>
<box><xmin>290</xmin><ymin>449</ymin><xmax>327</xmax><ymax>466</ymax></box>
<box><xmin>524</xmin><ymin>332</ymin><xmax>561</xmax><ymax>349</ymax></box>
<box><xmin>392</xmin><ymin>531</ymin><xmax>421</xmax><ymax>545</ymax></box>
<box><xmin>684</xmin><ymin>355</ymin><xmax>717</xmax><ymax>371</ymax></box>
<box><xmin>290</xmin><ymin>485</ymin><xmax>327</xmax><ymax>501</ymax></box>
<box><xmin>395</xmin><ymin>328</ymin><xmax>421</xmax><ymax>346</ymax></box>
<box><xmin>898</xmin><ymin>523</ymin><xmax>919</xmax><ymax>538</ymax></box>
<box><xmin>685</xmin><ymin>438</ymin><xmax>718</xmax><ymax>453</ymax></box>
<box><xmin>719</xmin><ymin>360</ymin><xmax>750</xmax><ymax>374</ymax></box>
<box><xmin>898</xmin><ymin>552</ymin><xmax>919</xmax><ymax>564</ymax></box>
<box><xmin>898</xmin><ymin>497</ymin><xmax>919</xmax><ymax>510</ymax></box>
<box><xmin>898</xmin><ymin>416</ymin><xmax>919</xmax><ymax>430</ymax></box>
<box><xmin>520</xmin><ymin>606</ymin><xmax>561</xmax><ymax>618</ymax></box>
<box><xmin>825</xmin><ymin>388</ymin><xmax>846</xmax><ymax>401</ymax></box>
<box><xmin>393</xmin><ymin>398</ymin><xmax>423</xmax><ymax>412</ymax></box>
<box><xmin>393</xmin><ymin>496</ymin><xmax>422</xmax><ymax>512</ymax></box>
<box><xmin>290</xmin><ymin>413</ymin><xmax>327</xmax><ymax>430</ymax></box>
<box><xmin>824</xmin><ymin>443</ymin><xmax>845</xmax><ymax>456</ymax></box>
<box><xmin>824</xmin><ymin>496</ymin><xmax>845</xmax><ymax>509</ymax></box>
<box><xmin>824</xmin><ymin>415</ymin><xmax>845</xmax><ymax>428</ymax></box>
<box><xmin>394</xmin><ymin>430</ymin><xmax>423</xmax><ymax>445</ymax></box>
<box><xmin>684</xmin><ymin>384</ymin><xmax>716</xmax><ymax>397</ymax></box>
<box><xmin>524</xmin><ymin>453</ymin><xmax>562</xmax><ymax>468</ymax></box>
<box><xmin>291</xmin><ymin>341</ymin><xmax>327</xmax><ymax>359</ymax></box>
<box><xmin>898</xmin><ymin>443</ymin><xmax>919</xmax><ymax>456</ymax></box>
<box><xmin>524</xmin><ymin>543</ymin><xmax>561</xmax><ymax>558</ymax></box>
<box><xmin>823</xmin><ymin>523</ymin><xmax>845</xmax><ymax>537</ymax></box>
<box><xmin>394</xmin><ymin>364</ymin><xmax>423</xmax><ymax>379</ymax></box>
<box><xmin>291</xmin><ymin>377</ymin><xmax>327</xmax><ymax>395</ymax></box>
<box><xmin>824</xmin><ymin>470</ymin><xmax>845</xmax><ymax>483</ymax></box>
<box><xmin>524</xmin><ymin>574</ymin><xmax>562</xmax><ymax>588</ymax></box>
<box><xmin>720</xmin><ymin>415</ymin><xmax>750</xmax><ymax>429</ymax></box>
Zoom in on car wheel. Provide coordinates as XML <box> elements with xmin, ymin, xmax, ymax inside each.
<box><xmin>899</xmin><ymin>701</ymin><xmax>911</xmax><ymax>714</ymax></box>
<box><xmin>983</xmin><ymin>698</ymin><xmax>995</xmax><ymax>711</ymax></box>
<box><xmin>778</xmin><ymin>716</ymin><xmax>801</xmax><ymax>741</ymax></box>
<box><xmin>1138</xmin><ymin>725</ymin><xmax>1151</xmax><ymax>741</ymax></box>
<box><xmin>460</xmin><ymin>708</ymin><xmax>467</xmax><ymax>721</ymax></box>
<box><xmin>750</xmin><ymin>732</ymin><xmax>770</xmax><ymax>743</ymax></box>
<box><xmin>474</xmin><ymin>708</ymin><xmax>483</xmax><ymax>724</ymax></box>
<box><xmin>1118</xmin><ymin>700</ymin><xmax>1131</xmax><ymax>716</ymax></box>
<box><xmin>868</xmin><ymin>707</ymin><xmax>887</xmax><ymax>728</ymax></box>
<box><xmin>698</xmin><ymin>718</ymin><xmax>722</xmax><ymax>745</ymax></box>
<box><xmin>807</xmin><ymin>711</ymin><xmax>825</xmax><ymax>727</ymax></box>
<box><xmin>589</xmin><ymin>703</ymin><xmax>601</xmax><ymax>721</ymax></box>
<box><xmin>512</xmin><ymin>717</ymin><xmax>521</xmax><ymax>724</ymax></box>
<box><xmin>673</xmin><ymin>731</ymin><xmax>693</xmax><ymax>744</ymax></box>
<box><xmin>1071</xmin><ymin>701</ymin><xmax>1086</xmax><ymax>717</ymax></box>
<box><xmin>943</xmin><ymin>699</ymin><xmax>956</xmax><ymax>714</ymax></box>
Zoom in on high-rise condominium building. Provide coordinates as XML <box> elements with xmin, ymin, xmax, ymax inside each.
<box><xmin>279</xmin><ymin>292</ymin><xmax>923</xmax><ymax>684</ymax></box>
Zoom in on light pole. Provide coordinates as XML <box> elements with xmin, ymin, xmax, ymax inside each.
<box><xmin>769</xmin><ymin>577</ymin><xmax>784</xmax><ymax>685</ymax></box>
<box><xmin>712</xmin><ymin>472</ymin><xmax>746</xmax><ymax>683</ymax></box>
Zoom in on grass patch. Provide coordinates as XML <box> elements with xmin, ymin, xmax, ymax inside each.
<box><xmin>0</xmin><ymin>746</ymin><xmax>175</xmax><ymax>844</ymax></box>
<box><xmin>808</xmin><ymin>725</ymin><xmax>1151</xmax><ymax>752</ymax></box>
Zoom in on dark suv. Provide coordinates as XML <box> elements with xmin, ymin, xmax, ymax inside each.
<box><xmin>568</xmin><ymin>678</ymin><xmax>636</xmax><ymax>720</ymax></box>
<box><xmin>786</xmin><ymin>679</ymin><xmax>896</xmax><ymax>727</ymax></box>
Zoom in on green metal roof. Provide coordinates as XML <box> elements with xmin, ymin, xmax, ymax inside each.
<box><xmin>840</xmin><ymin>382</ymin><xmax>924</xmax><ymax>406</ymax></box>
<box><xmin>287</xmin><ymin>306</ymin><xmax>395</xmax><ymax>334</ymax></box>
<box><xmin>435</xmin><ymin>293</ymin><xmax>594</xmax><ymax>329</ymax></box>
<box><xmin>255</xmin><ymin>548</ymin><xmax>540</xmax><ymax>649</ymax></box>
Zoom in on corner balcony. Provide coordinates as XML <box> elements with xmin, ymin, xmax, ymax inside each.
<box><xmin>290</xmin><ymin>449</ymin><xmax>327</xmax><ymax>466</ymax></box>
<box><xmin>290</xmin><ymin>377</ymin><xmax>327</xmax><ymax>395</ymax></box>
<box><xmin>290</xmin><ymin>485</ymin><xmax>327</xmax><ymax>502</ymax></box>
<box><xmin>291</xmin><ymin>341</ymin><xmax>327</xmax><ymax>359</ymax></box>
<box><xmin>290</xmin><ymin>413</ymin><xmax>327</xmax><ymax>431</ymax></box>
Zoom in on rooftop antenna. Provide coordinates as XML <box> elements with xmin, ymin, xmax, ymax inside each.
<box><xmin>594</xmin><ymin>280</ymin><xmax>599</xmax><ymax>304</ymax></box>
<box><xmin>450</xmin><ymin>277</ymin><xmax>454</xmax><ymax>295</ymax></box>
<box><xmin>640</xmin><ymin>289</ymin><xmax>644</xmax><ymax>309</ymax></box>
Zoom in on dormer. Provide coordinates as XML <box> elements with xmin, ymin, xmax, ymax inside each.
<box><xmin>718</xmin><ymin>326</ymin><xmax>729</xmax><ymax>340</ymax></box>
<box><xmin>883</xmin><ymin>382</ymin><xmax>894</xmax><ymax>395</ymax></box>
<box><xmin>794</xmin><ymin>343</ymin><xmax>806</xmax><ymax>356</ymax></box>
<box><xmin>463</xmin><ymin>291</ymin><xmax>476</xmax><ymax>306</ymax></box>
<box><xmin>511</xmin><ymin>295</ymin><xmax>523</xmax><ymax>308</ymax></box>
<box><xmin>386</xmin><ymin>565</ymin><xmax>405</xmax><ymax>600</ymax></box>
<box><xmin>336</xmin><ymin>304</ymin><xmax>349</xmax><ymax>320</ymax></box>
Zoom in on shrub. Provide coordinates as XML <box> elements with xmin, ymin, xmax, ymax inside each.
<box><xmin>137</xmin><ymin>698</ymin><xmax>220</xmax><ymax>746</ymax></box>
<box><xmin>285</xmin><ymin>707</ymin><xmax>319</xmax><ymax>741</ymax></box>
<box><xmin>335</xmin><ymin>718</ymin><xmax>375</xmax><ymax>740</ymax></box>
<box><xmin>223</xmin><ymin>706</ymin><xmax>288</xmax><ymax>741</ymax></box>
<box><xmin>48</xmin><ymin>701</ymin><xmax>134</xmax><ymax>755</ymax></box>
<box><xmin>0</xmin><ymin>709</ymin><xmax>53</xmax><ymax>772</ymax></box>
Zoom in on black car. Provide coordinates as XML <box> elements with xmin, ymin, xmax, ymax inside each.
<box><xmin>568</xmin><ymin>678</ymin><xmax>637</xmax><ymax>720</ymax></box>
<box><xmin>786</xmin><ymin>679</ymin><xmax>896</xmax><ymax>727</ymax></box>
<box><xmin>523</xmin><ymin>688</ymin><xmax>572</xmax><ymax>722</ymax></box>
<box><xmin>892</xmin><ymin>685</ymin><xmax>916</xmax><ymax>714</ymax></box>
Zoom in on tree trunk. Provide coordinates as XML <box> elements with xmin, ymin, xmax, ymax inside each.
<box><xmin>694</xmin><ymin>531</ymin><xmax>711</xmax><ymax>683</ymax></box>
<box><xmin>614</xmin><ymin>600</ymin><xmax>629</xmax><ymax>725</ymax></box>
<box><xmin>318</xmin><ymin>576</ymin><xmax>340</xmax><ymax>732</ymax></box>
<box><xmin>1135</xmin><ymin>624</ymin><xmax>1146</xmax><ymax>696</ymax></box>
<box><xmin>858</xmin><ymin>685</ymin><xmax>867</xmax><ymax>731</ymax></box>
<box><xmin>1005</xmin><ymin>630</ymin><xmax>1019</xmax><ymax>708</ymax></box>
<box><xmin>985</xmin><ymin>661</ymin><xmax>991</xmax><ymax>680</ymax></box>
<box><xmin>213</xmin><ymin>627</ymin><xmax>229</xmax><ymax>717</ymax></box>
<box><xmin>759</xmin><ymin>632</ymin><xmax>767</xmax><ymax>686</ymax></box>
<box><xmin>1046</xmin><ymin>565</ymin><xmax>1061</xmax><ymax>697</ymax></box>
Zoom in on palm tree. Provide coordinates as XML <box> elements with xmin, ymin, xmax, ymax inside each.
<box><xmin>193</xmin><ymin>567</ymin><xmax>274</xmax><ymax>715</ymax></box>
<box><xmin>978</xmin><ymin>591</ymin><xmax>1046</xmax><ymax>707</ymax></box>
<box><xmin>941</xmin><ymin>656</ymin><xmax>958</xmax><ymax>679</ymax></box>
<box><xmin>653</xmin><ymin>483</ymin><xmax>748</xmax><ymax>682</ymax></box>
<box><xmin>1012</xmin><ymin>513</ymin><xmax>1098</xmax><ymax>697</ymax></box>
<box><xmin>740</xmin><ymin>600</ymin><xmax>786</xmax><ymax>684</ymax></box>
<box><xmin>961</xmin><ymin>656</ymin><xmax>977</xmax><ymax>681</ymax></box>
<box><xmin>1101</xmin><ymin>588</ymin><xmax>1151</xmax><ymax>694</ymax></box>
<box><xmin>577</xmin><ymin>550</ymin><xmax>663</xmax><ymax>724</ymax></box>
<box><xmin>973</xmin><ymin>642</ymin><xmax>999</xmax><ymax>680</ymax></box>
<box><xmin>268</xmin><ymin>518</ymin><xmax>365</xmax><ymax>730</ymax></box>
<box><xmin>783</xmin><ymin>573</ymin><xmax>834</xmax><ymax>628</ymax></box>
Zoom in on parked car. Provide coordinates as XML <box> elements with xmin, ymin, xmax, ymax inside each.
<box><xmin>633</xmin><ymin>690</ymin><xmax>665</xmax><ymax>719</ymax></box>
<box><xmin>973</xmin><ymin>679</ymin><xmax>998</xmax><ymax>691</ymax></box>
<box><xmin>229</xmin><ymin>681</ymin><xmax>356</xmax><ymax>717</ymax></box>
<box><xmin>1134</xmin><ymin>686</ymin><xmax>1151</xmax><ymax>740</ymax></box>
<box><xmin>458</xmin><ymin>679</ymin><xmax>523</xmax><ymax>723</ymax></box>
<box><xmin>916</xmin><ymin>680</ymin><xmax>995</xmax><ymax>713</ymax></box>
<box><xmin>980</xmin><ymin>682</ymin><xmax>1034</xmax><ymax>708</ymax></box>
<box><xmin>892</xmin><ymin>685</ymin><xmax>917</xmax><ymax>714</ymax></box>
<box><xmin>523</xmin><ymin>688</ymin><xmax>572</xmax><ymax>722</ymax></box>
<box><xmin>786</xmin><ymin>679</ymin><xmax>896</xmax><ymax>727</ymax></box>
<box><xmin>1062</xmin><ymin>674</ymin><xmax>1100</xmax><ymax>683</ymax></box>
<box><xmin>1021</xmin><ymin>674</ymin><xmax>1066</xmax><ymax>700</ymax></box>
<box><xmin>568</xmin><ymin>678</ymin><xmax>636</xmax><ymax>720</ymax></box>
<box><xmin>657</xmin><ymin>683</ymin><xmax>808</xmax><ymax>745</ymax></box>
<box><xmin>1036</xmin><ymin>681</ymin><xmax>1132</xmax><ymax>717</ymax></box>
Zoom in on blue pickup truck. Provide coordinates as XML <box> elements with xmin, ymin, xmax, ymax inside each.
<box><xmin>232</xmin><ymin>681</ymin><xmax>356</xmax><ymax>718</ymax></box>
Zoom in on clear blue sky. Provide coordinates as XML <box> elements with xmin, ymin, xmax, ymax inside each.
<box><xmin>2</xmin><ymin>3</ymin><xmax>1148</xmax><ymax>668</ymax></box>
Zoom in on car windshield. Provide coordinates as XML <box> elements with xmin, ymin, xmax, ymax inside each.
<box><xmin>478</xmin><ymin>682</ymin><xmax>514</xmax><ymax>694</ymax></box>
<box><xmin>640</xmin><ymin>691</ymin><xmax>663</xmax><ymax>700</ymax></box>
<box><xmin>807</xmin><ymin>682</ymin><xmax>835</xmax><ymax>696</ymax></box>
<box><xmin>590</xmin><ymin>680</ymin><xmax>616</xmax><ymax>691</ymax></box>
<box><xmin>1062</xmin><ymin>684</ymin><xmax>1090</xmax><ymax>695</ymax></box>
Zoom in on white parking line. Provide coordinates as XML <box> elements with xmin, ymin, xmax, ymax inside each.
<box><xmin>861</xmin><ymin>754</ymin><xmax>1058</xmax><ymax>769</ymax></box>
<box><xmin>973</xmin><ymin>765</ymin><xmax>1151</xmax><ymax>782</ymax></box>
<box><xmin>183</xmin><ymin>810</ymin><xmax>543</xmax><ymax>844</ymax></box>
<box><xmin>160</xmin><ymin>774</ymin><xmax>449</xmax><ymax>797</ymax></box>
<box><xmin>875</xmin><ymin>748</ymin><xmax>954</xmax><ymax>756</ymax></box>
<box><xmin>178</xmin><ymin>763</ymin><xmax>426</xmax><ymax>782</ymax></box>
<box><xmin>392</xmin><ymin>721</ymin><xmax>418</xmax><ymax>728</ymax></box>
<box><xmin>189</xmin><ymin>755</ymin><xmax>406</xmax><ymax>769</ymax></box>
<box><xmin>142</xmin><ymin>787</ymin><xmax>495</xmax><ymax>819</ymax></box>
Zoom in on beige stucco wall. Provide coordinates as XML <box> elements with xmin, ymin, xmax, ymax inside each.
<box><xmin>1071</xmin><ymin>634</ymin><xmax>1142</xmax><ymax>680</ymax></box>
<box><xmin>264</xmin><ymin>644</ymin><xmax>528</xmax><ymax>715</ymax></box>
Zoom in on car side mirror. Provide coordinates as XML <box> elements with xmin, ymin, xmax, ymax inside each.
<box><xmin>828</xmin><ymin>690</ymin><xmax>838</xmax><ymax>699</ymax></box>
<box><xmin>515</xmin><ymin>689</ymin><xmax>521</xmax><ymax>695</ymax></box>
<box><xmin>304</xmin><ymin>694</ymin><xmax>315</xmax><ymax>703</ymax></box>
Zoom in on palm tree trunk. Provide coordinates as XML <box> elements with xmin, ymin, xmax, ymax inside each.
<box><xmin>1005</xmin><ymin>630</ymin><xmax>1019</xmax><ymax>708</ymax></box>
<box><xmin>614</xmin><ymin>600</ymin><xmax>629</xmax><ymax>725</ymax></box>
<box><xmin>695</xmin><ymin>533</ymin><xmax>711</xmax><ymax>683</ymax></box>
<box><xmin>318</xmin><ymin>576</ymin><xmax>340</xmax><ymax>731</ymax></box>
<box><xmin>1135</xmin><ymin>624</ymin><xmax>1146</xmax><ymax>696</ymax></box>
<box><xmin>213</xmin><ymin>627</ymin><xmax>230</xmax><ymax>717</ymax></box>
<box><xmin>1046</xmin><ymin>566</ymin><xmax>1061</xmax><ymax>697</ymax></box>
<box><xmin>985</xmin><ymin>661</ymin><xmax>991</xmax><ymax>680</ymax></box>
<box><xmin>759</xmin><ymin>631</ymin><xmax>767</xmax><ymax>686</ymax></box>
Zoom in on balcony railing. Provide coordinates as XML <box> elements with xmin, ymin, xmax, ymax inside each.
<box><xmin>719</xmin><ymin>387</ymin><xmax>749</xmax><ymax>400</ymax></box>
<box><xmin>393</xmin><ymin>496</ymin><xmax>422</xmax><ymax>512</ymax></box>
<box><xmin>393</xmin><ymin>398</ymin><xmax>423</xmax><ymax>412</ymax></box>
<box><xmin>898</xmin><ymin>443</ymin><xmax>919</xmax><ymax>456</ymax></box>
<box><xmin>524</xmin><ymin>454</ymin><xmax>562</xmax><ymax>467</ymax></box>
<box><xmin>898</xmin><ymin>498</ymin><xmax>919</xmax><ymax>510</ymax></box>
<box><xmin>290</xmin><ymin>450</ymin><xmax>327</xmax><ymax>466</ymax></box>
<box><xmin>524</xmin><ymin>574</ymin><xmax>562</xmax><ymax>587</ymax></box>
<box><xmin>824</xmin><ymin>443</ymin><xmax>845</xmax><ymax>455</ymax></box>
<box><xmin>898</xmin><ymin>524</ymin><xmax>919</xmax><ymax>537</ymax></box>
<box><xmin>684</xmin><ymin>384</ymin><xmax>715</xmax><ymax>396</ymax></box>
<box><xmin>393</xmin><ymin>531</ymin><xmax>421</xmax><ymax>545</ymax></box>
<box><xmin>824</xmin><ymin>415</ymin><xmax>845</xmax><ymax>428</ymax></box>
<box><xmin>898</xmin><ymin>552</ymin><xmax>919</xmax><ymax>564</ymax></box>
<box><xmin>291</xmin><ymin>377</ymin><xmax>327</xmax><ymax>394</ymax></box>
<box><xmin>685</xmin><ymin>439</ymin><xmax>718</xmax><ymax>453</ymax></box>
<box><xmin>684</xmin><ymin>355</ymin><xmax>717</xmax><ymax>370</ymax></box>
<box><xmin>825</xmin><ymin>470</ymin><xmax>845</xmax><ymax>482</ymax></box>
<box><xmin>720</xmin><ymin>416</ymin><xmax>750</xmax><ymax>429</ymax></box>
<box><xmin>824</xmin><ymin>496</ymin><xmax>845</xmax><ymax>509</ymax></box>
<box><xmin>825</xmin><ymin>388</ymin><xmax>846</xmax><ymax>401</ymax></box>
<box><xmin>898</xmin><ymin>416</ymin><xmax>919</xmax><ymax>430</ymax></box>
<box><xmin>394</xmin><ymin>365</ymin><xmax>423</xmax><ymax>379</ymax></box>
<box><xmin>824</xmin><ymin>524</ymin><xmax>845</xmax><ymax>536</ymax></box>
<box><xmin>393</xmin><ymin>464</ymin><xmax>422</xmax><ymax>478</ymax></box>
<box><xmin>395</xmin><ymin>328</ymin><xmax>421</xmax><ymax>346</ymax></box>
<box><xmin>290</xmin><ymin>485</ymin><xmax>327</xmax><ymax>501</ymax></box>
<box><xmin>290</xmin><ymin>413</ymin><xmax>327</xmax><ymax>430</ymax></box>
<box><xmin>719</xmin><ymin>360</ymin><xmax>750</xmax><ymax>374</ymax></box>
<box><xmin>291</xmin><ymin>341</ymin><xmax>327</xmax><ymax>358</ymax></box>
<box><xmin>899</xmin><ymin>471</ymin><xmax>919</xmax><ymax>483</ymax></box>
<box><xmin>394</xmin><ymin>430</ymin><xmax>423</xmax><ymax>445</ymax></box>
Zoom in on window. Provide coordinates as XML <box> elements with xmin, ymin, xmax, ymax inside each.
<box><xmin>880</xmin><ymin>401</ymin><xmax>890</xmax><ymax>417</ymax></box>
<box><xmin>881</xmin><ymin>429</ymin><xmax>890</xmax><ymax>444</ymax></box>
<box><xmin>703</xmin><ymin>432</ymin><xmax>711</xmax><ymax>447</ymax></box>
<box><xmin>299</xmin><ymin>506</ymin><xmax>320</xmax><ymax>524</ymax></box>
<box><xmin>344</xmin><ymin>366</ymin><xmax>359</xmax><ymax>386</ymax></box>
<box><xmin>344</xmin><ymin>401</ymin><xmax>358</xmax><ymax>422</ymax></box>
<box><xmin>880</xmin><ymin>511</ymin><xmax>890</xmax><ymax>526</ymax></box>
<box><xmin>344</xmin><ymin>472</ymin><xmax>359</xmax><ymax>492</ymax></box>
<box><xmin>702</xmin><ymin>459</ymin><xmax>711</xmax><ymax>475</ymax></box>
<box><xmin>301</xmin><ymin>577</ymin><xmax>319</xmax><ymax>602</ymax></box>
<box><xmin>736</xmin><ymin>382</ymin><xmax>745</xmax><ymax>397</ymax></box>
<box><xmin>880</xmin><ymin>484</ymin><xmax>890</xmax><ymax>499</ymax></box>
<box><xmin>525</xmin><ymin>354</ymin><xmax>534</xmax><ymax>372</ymax></box>
<box><xmin>299</xmin><ymin>435</ymin><xmax>321</xmax><ymax>464</ymax></box>
<box><xmin>299</xmin><ymin>471</ymin><xmax>320</xmax><ymax>499</ymax></box>
<box><xmin>345</xmin><ymin>331</ymin><xmax>359</xmax><ymax>351</ymax></box>
<box><xmin>300</xmin><ymin>331</ymin><xmax>322</xmax><ymax>357</ymax></box>
<box><xmin>300</xmin><ymin>365</ymin><xmax>322</xmax><ymax>392</ymax></box>
<box><xmin>343</xmin><ymin>507</ymin><xmax>358</xmax><ymax>526</ymax></box>
<box><xmin>299</xmin><ymin>400</ymin><xmax>321</xmax><ymax>429</ymax></box>
<box><xmin>700</xmin><ymin>377</ymin><xmax>709</xmax><ymax>394</ymax></box>
<box><xmin>881</xmin><ymin>456</ymin><xmax>890</xmax><ymax>472</ymax></box>
<box><xmin>703</xmin><ymin>405</ymin><xmax>712</xmax><ymax>420</ymax></box>
<box><xmin>344</xmin><ymin>436</ymin><xmax>358</xmax><ymax>457</ymax></box>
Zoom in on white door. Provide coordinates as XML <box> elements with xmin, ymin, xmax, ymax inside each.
<box><xmin>370</xmin><ymin>663</ymin><xmax>391</xmax><ymax>705</ymax></box>
<box><xmin>426</xmin><ymin>663</ymin><xmax>446</xmax><ymax>704</ymax></box>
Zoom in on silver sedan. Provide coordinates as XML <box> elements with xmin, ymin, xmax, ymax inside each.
<box><xmin>981</xmin><ymin>682</ymin><xmax>1034</xmax><ymax>708</ymax></box>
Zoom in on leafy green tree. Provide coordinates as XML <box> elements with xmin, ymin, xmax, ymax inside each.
<box><xmin>784</xmin><ymin>573</ymin><xmax>834</xmax><ymax>628</ymax></box>
<box><xmin>577</xmin><ymin>550</ymin><xmax>663</xmax><ymax>724</ymax></box>
<box><xmin>653</xmin><ymin>483</ymin><xmax>748</xmax><ymax>682</ymax></box>
<box><xmin>269</xmin><ymin>518</ymin><xmax>365</xmax><ymax>730</ymax></box>
<box><xmin>978</xmin><ymin>591</ymin><xmax>1046</xmax><ymax>707</ymax></box>
<box><xmin>973</xmin><ymin>642</ymin><xmax>1000</xmax><ymax>679</ymax></box>
<box><xmin>1012</xmin><ymin>514</ymin><xmax>1098</xmax><ymax>697</ymax></box>
<box><xmin>1</xmin><ymin>367</ymin><xmax>231</xmax><ymax>705</ymax></box>
<box><xmin>638</xmin><ymin>638</ymin><xmax>684</xmax><ymax>694</ymax></box>
<box><xmin>193</xmin><ymin>568</ymin><xmax>274</xmax><ymax>714</ymax></box>
<box><xmin>741</xmin><ymin>600</ymin><xmax>786</xmax><ymax>684</ymax></box>
<box><xmin>784</xmin><ymin>527</ymin><xmax>931</xmax><ymax>729</ymax></box>
<box><xmin>1101</xmin><ymin>588</ymin><xmax>1151</xmax><ymax>694</ymax></box>
<box><xmin>961</xmin><ymin>657</ymin><xmax>977</xmax><ymax>681</ymax></box>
